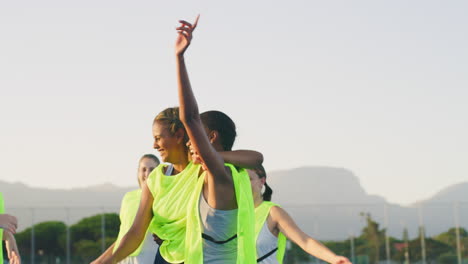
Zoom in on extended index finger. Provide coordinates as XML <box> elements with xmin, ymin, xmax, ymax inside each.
<box><xmin>193</xmin><ymin>14</ymin><xmax>200</xmax><ymax>29</ymax></box>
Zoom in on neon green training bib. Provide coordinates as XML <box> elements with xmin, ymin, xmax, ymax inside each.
<box><xmin>185</xmin><ymin>163</ymin><xmax>257</xmax><ymax>264</ymax></box>
<box><xmin>146</xmin><ymin>162</ymin><xmax>201</xmax><ymax>263</ymax></box>
<box><xmin>255</xmin><ymin>201</ymin><xmax>287</xmax><ymax>263</ymax></box>
<box><xmin>113</xmin><ymin>189</ymin><xmax>146</xmax><ymax>256</ymax></box>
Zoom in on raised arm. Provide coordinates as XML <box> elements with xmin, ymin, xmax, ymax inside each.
<box><xmin>271</xmin><ymin>207</ymin><xmax>351</xmax><ymax>264</ymax></box>
<box><xmin>175</xmin><ymin>16</ymin><xmax>231</xmax><ymax>185</ymax></box>
<box><xmin>100</xmin><ymin>184</ymin><xmax>154</xmax><ymax>264</ymax></box>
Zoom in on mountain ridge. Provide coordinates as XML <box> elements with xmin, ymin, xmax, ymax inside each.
<box><xmin>1</xmin><ymin>166</ymin><xmax>467</xmax><ymax>239</ymax></box>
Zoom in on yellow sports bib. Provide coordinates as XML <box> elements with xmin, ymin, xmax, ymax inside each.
<box><xmin>185</xmin><ymin>164</ymin><xmax>257</xmax><ymax>264</ymax></box>
<box><xmin>113</xmin><ymin>189</ymin><xmax>145</xmax><ymax>256</ymax></box>
<box><xmin>146</xmin><ymin>162</ymin><xmax>201</xmax><ymax>263</ymax></box>
<box><xmin>255</xmin><ymin>201</ymin><xmax>287</xmax><ymax>263</ymax></box>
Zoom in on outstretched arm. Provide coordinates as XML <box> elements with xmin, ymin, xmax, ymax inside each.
<box><xmin>100</xmin><ymin>184</ymin><xmax>154</xmax><ymax>264</ymax></box>
<box><xmin>90</xmin><ymin>243</ymin><xmax>115</xmax><ymax>264</ymax></box>
<box><xmin>271</xmin><ymin>207</ymin><xmax>352</xmax><ymax>264</ymax></box>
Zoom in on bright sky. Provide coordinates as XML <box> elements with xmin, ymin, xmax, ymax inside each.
<box><xmin>1</xmin><ymin>0</ymin><xmax>467</xmax><ymax>205</ymax></box>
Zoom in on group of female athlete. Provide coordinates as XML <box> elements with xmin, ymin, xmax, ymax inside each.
<box><xmin>0</xmin><ymin>16</ymin><xmax>352</xmax><ymax>264</ymax></box>
<box><xmin>90</xmin><ymin>16</ymin><xmax>352</xmax><ymax>264</ymax></box>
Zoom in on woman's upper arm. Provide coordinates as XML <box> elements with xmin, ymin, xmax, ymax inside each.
<box><xmin>136</xmin><ymin>184</ymin><xmax>154</xmax><ymax>228</ymax></box>
<box><xmin>271</xmin><ymin>206</ymin><xmax>309</xmax><ymax>248</ymax></box>
<box><xmin>111</xmin><ymin>184</ymin><xmax>154</xmax><ymax>261</ymax></box>
<box><xmin>184</xmin><ymin>119</ymin><xmax>229</xmax><ymax>183</ymax></box>
<box><xmin>219</xmin><ymin>150</ymin><xmax>263</xmax><ymax>169</ymax></box>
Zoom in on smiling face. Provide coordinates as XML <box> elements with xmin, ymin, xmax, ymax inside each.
<box><xmin>152</xmin><ymin>120</ymin><xmax>186</xmax><ymax>164</ymax></box>
<box><xmin>137</xmin><ymin>157</ymin><xmax>159</xmax><ymax>187</ymax></box>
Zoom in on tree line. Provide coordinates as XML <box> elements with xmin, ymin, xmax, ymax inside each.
<box><xmin>4</xmin><ymin>213</ymin><xmax>467</xmax><ymax>264</ymax></box>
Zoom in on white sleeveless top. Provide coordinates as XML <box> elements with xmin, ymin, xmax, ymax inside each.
<box><xmin>256</xmin><ymin>221</ymin><xmax>279</xmax><ymax>264</ymax></box>
<box><xmin>199</xmin><ymin>193</ymin><xmax>238</xmax><ymax>264</ymax></box>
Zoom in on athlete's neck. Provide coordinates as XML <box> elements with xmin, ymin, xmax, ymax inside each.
<box><xmin>172</xmin><ymin>155</ymin><xmax>190</xmax><ymax>174</ymax></box>
<box><xmin>254</xmin><ymin>194</ymin><xmax>264</xmax><ymax>208</ymax></box>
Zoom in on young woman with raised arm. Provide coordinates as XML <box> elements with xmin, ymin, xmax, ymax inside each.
<box><xmin>175</xmin><ymin>16</ymin><xmax>257</xmax><ymax>264</ymax></box>
<box><xmin>98</xmin><ymin>17</ymin><xmax>261</xmax><ymax>264</ymax></box>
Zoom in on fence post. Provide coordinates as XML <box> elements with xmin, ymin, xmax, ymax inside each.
<box><xmin>66</xmin><ymin>207</ymin><xmax>71</xmax><ymax>264</ymax></box>
<box><xmin>418</xmin><ymin>203</ymin><xmax>426</xmax><ymax>264</ymax></box>
<box><xmin>350</xmin><ymin>231</ymin><xmax>355</xmax><ymax>264</ymax></box>
<box><xmin>453</xmin><ymin>202</ymin><xmax>462</xmax><ymax>264</ymax></box>
<box><xmin>402</xmin><ymin>221</ymin><xmax>410</xmax><ymax>264</ymax></box>
<box><xmin>31</xmin><ymin>208</ymin><xmax>35</xmax><ymax>264</ymax></box>
<box><xmin>101</xmin><ymin>208</ymin><xmax>106</xmax><ymax>253</ymax></box>
<box><xmin>384</xmin><ymin>204</ymin><xmax>390</xmax><ymax>264</ymax></box>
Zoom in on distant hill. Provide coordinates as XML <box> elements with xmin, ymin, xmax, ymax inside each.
<box><xmin>1</xmin><ymin>167</ymin><xmax>467</xmax><ymax>240</ymax></box>
<box><xmin>416</xmin><ymin>182</ymin><xmax>468</xmax><ymax>204</ymax></box>
<box><xmin>267</xmin><ymin>167</ymin><xmax>468</xmax><ymax>240</ymax></box>
<box><xmin>267</xmin><ymin>166</ymin><xmax>387</xmax><ymax>205</ymax></box>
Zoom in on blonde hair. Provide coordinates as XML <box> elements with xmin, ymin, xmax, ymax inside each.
<box><xmin>153</xmin><ymin>107</ymin><xmax>189</xmax><ymax>143</ymax></box>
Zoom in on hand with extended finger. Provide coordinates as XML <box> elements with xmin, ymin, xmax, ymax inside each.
<box><xmin>175</xmin><ymin>15</ymin><xmax>199</xmax><ymax>56</ymax></box>
<box><xmin>333</xmin><ymin>256</ymin><xmax>352</xmax><ymax>264</ymax></box>
<box><xmin>0</xmin><ymin>214</ymin><xmax>18</xmax><ymax>234</ymax></box>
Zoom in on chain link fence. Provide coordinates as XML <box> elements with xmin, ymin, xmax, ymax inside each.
<box><xmin>6</xmin><ymin>202</ymin><xmax>468</xmax><ymax>264</ymax></box>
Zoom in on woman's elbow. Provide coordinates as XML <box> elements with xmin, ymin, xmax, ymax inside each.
<box><xmin>255</xmin><ymin>152</ymin><xmax>264</xmax><ymax>165</ymax></box>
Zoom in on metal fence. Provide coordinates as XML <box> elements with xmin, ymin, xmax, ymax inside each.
<box><xmin>6</xmin><ymin>202</ymin><xmax>468</xmax><ymax>264</ymax></box>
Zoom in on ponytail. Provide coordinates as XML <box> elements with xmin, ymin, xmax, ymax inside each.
<box><xmin>263</xmin><ymin>182</ymin><xmax>273</xmax><ymax>202</ymax></box>
<box><xmin>252</xmin><ymin>164</ymin><xmax>274</xmax><ymax>201</ymax></box>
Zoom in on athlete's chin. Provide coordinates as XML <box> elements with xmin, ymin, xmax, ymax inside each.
<box><xmin>158</xmin><ymin>150</ymin><xmax>168</xmax><ymax>161</ymax></box>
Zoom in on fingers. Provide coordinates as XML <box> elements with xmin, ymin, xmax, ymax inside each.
<box><xmin>178</xmin><ymin>14</ymin><xmax>200</xmax><ymax>31</ymax></box>
<box><xmin>178</xmin><ymin>20</ymin><xmax>193</xmax><ymax>28</ymax></box>
<box><xmin>176</xmin><ymin>27</ymin><xmax>193</xmax><ymax>40</ymax></box>
<box><xmin>1</xmin><ymin>223</ymin><xmax>17</xmax><ymax>234</ymax></box>
<box><xmin>1</xmin><ymin>214</ymin><xmax>18</xmax><ymax>227</ymax></box>
<box><xmin>193</xmin><ymin>14</ymin><xmax>200</xmax><ymax>29</ymax></box>
<box><xmin>10</xmin><ymin>251</ymin><xmax>20</xmax><ymax>264</ymax></box>
<box><xmin>152</xmin><ymin>233</ymin><xmax>163</xmax><ymax>245</ymax></box>
<box><xmin>336</xmin><ymin>257</ymin><xmax>351</xmax><ymax>264</ymax></box>
<box><xmin>11</xmin><ymin>215</ymin><xmax>18</xmax><ymax>227</ymax></box>
<box><xmin>9</xmin><ymin>222</ymin><xmax>17</xmax><ymax>233</ymax></box>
